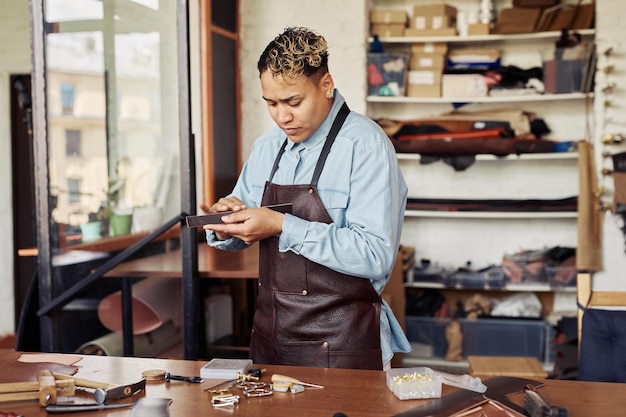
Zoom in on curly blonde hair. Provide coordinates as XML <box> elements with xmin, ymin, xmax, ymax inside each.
<box><xmin>257</xmin><ymin>27</ymin><xmax>329</xmax><ymax>80</ymax></box>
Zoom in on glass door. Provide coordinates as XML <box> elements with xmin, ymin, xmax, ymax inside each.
<box><xmin>45</xmin><ymin>0</ymin><xmax>180</xmax><ymax>245</ymax></box>
<box><xmin>29</xmin><ymin>0</ymin><xmax>195</xmax><ymax>354</ymax></box>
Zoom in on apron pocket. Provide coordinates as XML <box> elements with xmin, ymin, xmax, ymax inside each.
<box><xmin>329</xmin><ymin>349</ymin><xmax>383</xmax><ymax>370</ymax></box>
<box><xmin>250</xmin><ymin>330</ymin><xmax>330</xmax><ymax>368</ymax></box>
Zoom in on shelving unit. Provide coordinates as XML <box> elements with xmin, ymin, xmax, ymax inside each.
<box><xmin>368</xmin><ymin>1</ymin><xmax>593</xmax><ymax>370</ymax></box>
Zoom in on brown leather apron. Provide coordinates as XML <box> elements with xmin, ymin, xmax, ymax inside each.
<box><xmin>250</xmin><ymin>103</ymin><xmax>383</xmax><ymax>370</ymax></box>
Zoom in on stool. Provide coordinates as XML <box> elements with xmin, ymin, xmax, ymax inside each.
<box><xmin>467</xmin><ymin>356</ymin><xmax>548</xmax><ymax>379</ymax></box>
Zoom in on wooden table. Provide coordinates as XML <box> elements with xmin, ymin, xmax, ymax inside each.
<box><xmin>104</xmin><ymin>242</ymin><xmax>259</xmax><ymax>280</ymax></box>
<box><xmin>2</xmin><ymin>352</ymin><xmax>625</xmax><ymax>417</ymax></box>
<box><xmin>103</xmin><ymin>243</ymin><xmax>260</xmax><ymax>356</ymax></box>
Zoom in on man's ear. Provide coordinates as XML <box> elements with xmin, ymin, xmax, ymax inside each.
<box><xmin>321</xmin><ymin>72</ymin><xmax>334</xmax><ymax>97</ymax></box>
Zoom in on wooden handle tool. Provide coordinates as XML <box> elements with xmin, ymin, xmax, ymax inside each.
<box><xmin>270</xmin><ymin>374</ymin><xmax>324</xmax><ymax>389</ymax></box>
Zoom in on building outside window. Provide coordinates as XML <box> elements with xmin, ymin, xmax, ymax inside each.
<box><xmin>65</xmin><ymin>129</ymin><xmax>81</xmax><ymax>156</ymax></box>
<box><xmin>60</xmin><ymin>82</ymin><xmax>75</xmax><ymax>115</ymax></box>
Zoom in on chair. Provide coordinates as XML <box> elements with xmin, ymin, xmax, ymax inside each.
<box><xmin>577</xmin><ymin>272</ymin><xmax>626</xmax><ymax>382</ymax></box>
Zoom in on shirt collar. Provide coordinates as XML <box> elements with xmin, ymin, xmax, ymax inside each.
<box><xmin>285</xmin><ymin>89</ymin><xmax>346</xmax><ymax>152</ymax></box>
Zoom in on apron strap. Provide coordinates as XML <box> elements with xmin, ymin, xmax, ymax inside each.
<box><xmin>311</xmin><ymin>103</ymin><xmax>350</xmax><ymax>186</ymax></box>
<box><xmin>267</xmin><ymin>102</ymin><xmax>351</xmax><ymax>185</ymax></box>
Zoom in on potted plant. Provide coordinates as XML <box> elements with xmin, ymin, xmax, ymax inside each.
<box><xmin>105</xmin><ymin>177</ymin><xmax>133</xmax><ymax>236</ymax></box>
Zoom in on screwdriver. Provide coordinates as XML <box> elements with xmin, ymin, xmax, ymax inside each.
<box><xmin>271</xmin><ymin>374</ymin><xmax>324</xmax><ymax>389</ymax></box>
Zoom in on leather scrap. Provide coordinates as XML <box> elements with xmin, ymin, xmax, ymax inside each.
<box><xmin>0</xmin><ymin>350</ymin><xmax>78</xmax><ymax>383</ymax></box>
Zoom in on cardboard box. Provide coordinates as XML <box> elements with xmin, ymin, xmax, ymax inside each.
<box><xmin>409</xmin><ymin>53</ymin><xmax>446</xmax><ymax>70</ymax></box>
<box><xmin>413</xmin><ymin>4</ymin><xmax>457</xmax><ymax>30</ymax></box>
<box><xmin>468</xmin><ymin>23</ymin><xmax>491</xmax><ymax>36</ymax></box>
<box><xmin>405</xmin><ymin>28</ymin><xmax>457</xmax><ymax>37</ymax></box>
<box><xmin>513</xmin><ymin>0</ymin><xmax>559</xmax><ymax>6</ymax></box>
<box><xmin>407</xmin><ymin>70</ymin><xmax>442</xmax><ymax>97</ymax></box>
<box><xmin>415</xmin><ymin>15</ymin><xmax>456</xmax><ymax>30</ymax></box>
<box><xmin>494</xmin><ymin>7</ymin><xmax>542</xmax><ymax>34</ymax></box>
<box><xmin>371</xmin><ymin>23</ymin><xmax>405</xmax><ymax>37</ymax></box>
<box><xmin>370</xmin><ymin>9</ymin><xmax>407</xmax><ymax>24</ymax></box>
<box><xmin>411</xmin><ymin>42</ymin><xmax>448</xmax><ymax>55</ymax></box>
<box><xmin>446</xmin><ymin>48</ymin><xmax>501</xmax><ymax>70</ymax></box>
<box><xmin>413</xmin><ymin>4</ymin><xmax>457</xmax><ymax>19</ymax></box>
<box><xmin>367</xmin><ymin>53</ymin><xmax>409</xmax><ymax>96</ymax></box>
<box><xmin>442</xmin><ymin>74</ymin><xmax>488</xmax><ymax>98</ymax></box>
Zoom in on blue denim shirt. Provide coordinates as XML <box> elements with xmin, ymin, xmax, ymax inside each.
<box><xmin>206</xmin><ymin>90</ymin><xmax>411</xmax><ymax>364</ymax></box>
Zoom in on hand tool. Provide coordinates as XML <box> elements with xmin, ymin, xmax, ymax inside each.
<box><xmin>45</xmin><ymin>402</ymin><xmax>135</xmax><ymax>413</ymax></box>
<box><xmin>0</xmin><ymin>370</ymin><xmax>74</xmax><ymax>406</ymax></box>
<box><xmin>165</xmin><ymin>372</ymin><xmax>203</xmax><ymax>384</ymax></box>
<box><xmin>52</xmin><ymin>372</ymin><xmax>116</xmax><ymax>390</ymax></box>
<box><xmin>94</xmin><ymin>378</ymin><xmax>146</xmax><ymax>405</ymax></box>
<box><xmin>524</xmin><ymin>384</ymin><xmax>568</xmax><ymax>417</ymax></box>
<box><xmin>185</xmin><ymin>203</ymin><xmax>292</xmax><ymax>227</ymax></box>
<box><xmin>271</xmin><ymin>374</ymin><xmax>324</xmax><ymax>389</ymax></box>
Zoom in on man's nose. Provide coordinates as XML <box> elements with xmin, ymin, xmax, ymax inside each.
<box><xmin>275</xmin><ymin>106</ymin><xmax>293</xmax><ymax>123</ymax></box>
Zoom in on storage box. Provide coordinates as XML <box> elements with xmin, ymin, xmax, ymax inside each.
<box><xmin>367</xmin><ymin>53</ymin><xmax>409</xmax><ymax>96</ymax></box>
<box><xmin>546</xmin><ymin>265</ymin><xmax>577</xmax><ymax>287</ymax></box>
<box><xmin>446</xmin><ymin>49</ymin><xmax>501</xmax><ymax>70</ymax></box>
<box><xmin>411</xmin><ymin>42</ymin><xmax>448</xmax><ymax>55</ymax></box>
<box><xmin>442</xmin><ymin>74</ymin><xmax>488</xmax><ymax>98</ymax></box>
<box><xmin>513</xmin><ymin>0</ymin><xmax>559</xmax><ymax>6</ymax></box>
<box><xmin>494</xmin><ymin>7</ymin><xmax>541</xmax><ymax>34</ymax></box>
<box><xmin>407</xmin><ymin>70</ymin><xmax>442</xmax><ymax>97</ymax></box>
<box><xmin>468</xmin><ymin>23</ymin><xmax>491</xmax><ymax>36</ymax></box>
<box><xmin>447</xmin><ymin>267</ymin><xmax>505</xmax><ymax>289</ymax></box>
<box><xmin>386</xmin><ymin>367</ymin><xmax>441</xmax><ymax>400</ymax></box>
<box><xmin>405</xmin><ymin>27</ymin><xmax>457</xmax><ymax>37</ymax></box>
<box><xmin>405</xmin><ymin>316</ymin><xmax>450</xmax><ymax>358</ymax></box>
<box><xmin>413</xmin><ymin>4</ymin><xmax>457</xmax><ymax>30</ymax></box>
<box><xmin>405</xmin><ymin>316</ymin><xmax>548</xmax><ymax>361</ymax></box>
<box><xmin>371</xmin><ymin>23</ymin><xmax>405</xmax><ymax>37</ymax></box>
<box><xmin>409</xmin><ymin>54</ymin><xmax>446</xmax><ymax>70</ymax></box>
<box><xmin>543</xmin><ymin>57</ymin><xmax>584</xmax><ymax>94</ymax></box>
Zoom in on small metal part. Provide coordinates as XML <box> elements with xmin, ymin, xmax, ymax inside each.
<box><xmin>272</xmin><ymin>381</ymin><xmax>292</xmax><ymax>392</ymax></box>
<box><xmin>164</xmin><ymin>373</ymin><xmax>204</xmax><ymax>384</ymax></box>
<box><xmin>45</xmin><ymin>402</ymin><xmax>135</xmax><ymax>414</ymax></box>
<box><xmin>211</xmin><ymin>395</ymin><xmax>240</xmax><ymax>407</ymax></box>
<box><xmin>289</xmin><ymin>384</ymin><xmax>305</xmax><ymax>394</ymax></box>
<box><xmin>94</xmin><ymin>379</ymin><xmax>146</xmax><ymax>405</ymax></box>
<box><xmin>129</xmin><ymin>397</ymin><xmax>172</xmax><ymax>417</ymax></box>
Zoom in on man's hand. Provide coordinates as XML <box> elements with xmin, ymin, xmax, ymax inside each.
<box><xmin>203</xmin><ymin>206</ymin><xmax>284</xmax><ymax>244</ymax></box>
<box><xmin>199</xmin><ymin>197</ymin><xmax>247</xmax><ymax>240</ymax></box>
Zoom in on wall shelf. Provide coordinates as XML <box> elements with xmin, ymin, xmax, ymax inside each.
<box><xmin>404</xmin><ymin>210</ymin><xmax>577</xmax><ymax>219</ymax></box>
<box><xmin>404</xmin><ymin>281</ymin><xmax>576</xmax><ymax>293</ymax></box>
<box><xmin>397</xmin><ymin>152</ymin><xmax>579</xmax><ymax>162</ymax></box>
<box><xmin>372</xmin><ymin>28</ymin><xmax>596</xmax><ymax>45</ymax></box>
<box><xmin>368</xmin><ymin>92</ymin><xmax>592</xmax><ymax>104</ymax></box>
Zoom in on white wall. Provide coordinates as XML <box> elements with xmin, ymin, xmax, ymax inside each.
<box><xmin>592</xmin><ymin>0</ymin><xmax>626</xmax><ymax>291</ymax></box>
<box><xmin>239</xmin><ymin>0</ymin><xmax>370</xmax><ymax>159</ymax></box>
<box><xmin>0</xmin><ymin>0</ymin><xmax>31</xmax><ymax>336</ymax></box>
<box><xmin>238</xmin><ymin>0</ymin><xmax>626</xmax><ymax>290</ymax></box>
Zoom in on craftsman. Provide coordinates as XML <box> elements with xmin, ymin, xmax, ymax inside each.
<box><xmin>200</xmin><ymin>27</ymin><xmax>410</xmax><ymax>370</ymax></box>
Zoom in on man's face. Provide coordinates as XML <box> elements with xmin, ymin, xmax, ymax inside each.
<box><xmin>260</xmin><ymin>70</ymin><xmax>333</xmax><ymax>143</ymax></box>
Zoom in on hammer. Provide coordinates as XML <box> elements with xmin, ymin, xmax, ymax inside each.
<box><xmin>0</xmin><ymin>370</ymin><xmax>75</xmax><ymax>406</ymax></box>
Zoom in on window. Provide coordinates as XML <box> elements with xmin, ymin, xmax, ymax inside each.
<box><xmin>60</xmin><ymin>82</ymin><xmax>75</xmax><ymax>115</ymax></box>
<box><xmin>67</xmin><ymin>178</ymin><xmax>81</xmax><ymax>204</ymax></box>
<box><xmin>65</xmin><ymin>129</ymin><xmax>81</xmax><ymax>156</ymax></box>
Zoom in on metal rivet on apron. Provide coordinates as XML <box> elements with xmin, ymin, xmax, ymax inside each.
<box><xmin>309</xmin><ymin>188</ymin><xmax>313</xmax><ymax>194</ymax></box>
<box><xmin>258</xmin><ymin>282</ymin><xmax>262</xmax><ymax>287</ymax></box>
<box><xmin>302</xmin><ymin>290</ymin><xmax>308</xmax><ymax>296</ymax></box>
<box><xmin>323</xmin><ymin>341</ymin><xmax>328</xmax><ymax>347</ymax></box>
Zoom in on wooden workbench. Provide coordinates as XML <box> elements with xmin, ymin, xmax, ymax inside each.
<box><xmin>1</xmin><ymin>351</ymin><xmax>625</xmax><ymax>417</ymax></box>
